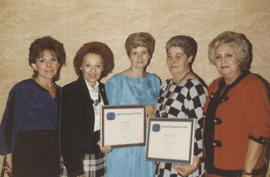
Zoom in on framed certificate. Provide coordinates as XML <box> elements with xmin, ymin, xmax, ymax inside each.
<box><xmin>145</xmin><ymin>118</ymin><xmax>195</xmax><ymax>164</ymax></box>
<box><xmin>101</xmin><ymin>105</ymin><xmax>146</xmax><ymax>148</ymax></box>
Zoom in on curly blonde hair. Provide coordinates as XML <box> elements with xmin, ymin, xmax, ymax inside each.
<box><xmin>208</xmin><ymin>31</ymin><xmax>252</xmax><ymax>71</ymax></box>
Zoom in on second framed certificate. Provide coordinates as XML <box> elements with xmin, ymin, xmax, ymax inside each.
<box><xmin>145</xmin><ymin>118</ymin><xmax>195</xmax><ymax>164</ymax></box>
<box><xmin>101</xmin><ymin>105</ymin><xmax>146</xmax><ymax>148</ymax></box>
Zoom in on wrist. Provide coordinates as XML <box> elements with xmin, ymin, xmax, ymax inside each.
<box><xmin>242</xmin><ymin>170</ymin><xmax>253</xmax><ymax>176</ymax></box>
<box><xmin>192</xmin><ymin>157</ymin><xmax>201</xmax><ymax>167</ymax></box>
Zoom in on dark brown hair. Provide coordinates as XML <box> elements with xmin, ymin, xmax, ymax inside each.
<box><xmin>73</xmin><ymin>41</ymin><xmax>114</xmax><ymax>78</ymax></box>
<box><xmin>28</xmin><ymin>36</ymin><xmax>66</xmax><ymax>81</ymax></box>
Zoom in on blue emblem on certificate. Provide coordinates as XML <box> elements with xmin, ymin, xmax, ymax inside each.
<box><xmin>152</xmin><ymin>124</ymin><xmax>160</xmax><ymax>132</ymax></box>
<box><xmin>107</xmin><ymin>112</ymin><xmax>116</xmax><ymax>120</ymax></box>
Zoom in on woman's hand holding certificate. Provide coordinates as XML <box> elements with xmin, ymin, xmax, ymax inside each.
<box><xmin>172</xmin><ymin>157</ymin><xmax>200</xmax><ymax>177</ymax></box>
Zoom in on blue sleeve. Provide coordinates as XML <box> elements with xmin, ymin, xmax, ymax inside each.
<box><xmin>105</xmin><ymin>76</ymin><xmax>120</xmax><ymax>105</ymax></box>
<box><xmin>153</xmin><ymin>75</ymin><xmax>161</xmax><ymax>102</ymax></box>
<box><xmin>0</xmin><ymin>87</ymin><xmax>17</xmax><ymax>155</ymax></box>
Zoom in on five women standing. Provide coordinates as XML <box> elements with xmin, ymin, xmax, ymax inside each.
<box><xmin>0</xmin><ymin>31</ymin><xmax>269</xmax><ymax>177</ymax></box>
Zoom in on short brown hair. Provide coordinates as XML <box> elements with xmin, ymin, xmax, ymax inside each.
<box><xmin>166</xmin><ymin>35</ymin><xmax>198</xmax><ymax>68</ymax></box>
<box><xmin>125</xmin><ymin>32</ymin><xmax>155</xmax><ymax>57</ymax></box>
<box><xmin>73</xmin><ymin>41</ymin><xmax>114</xmax><ymax>78</ymax></box>
<box><xmin>28</xmin><ymin>36</ymin><xmax>66</xmax><ymax>81</ymax></box>
<box><xmin>208</xmin><ymin>31</ymin><xmax>252</xmax><ymax>71</ymax></box>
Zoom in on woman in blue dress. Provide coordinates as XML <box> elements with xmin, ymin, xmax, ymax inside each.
<box><xmin>0</xmin><ymin>36</ymin><xmax>66</xmax><ymax>177</ymax></box>
<box><xmin>105</xmin><ymin>32</ymin><xmax>161</xmax><ymax>177</ymax></box>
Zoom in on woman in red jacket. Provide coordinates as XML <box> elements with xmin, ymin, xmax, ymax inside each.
<box><xmin>204</xmin><ymin>31</ymin><xmax>270</xmax><ymax>177</ymax></box>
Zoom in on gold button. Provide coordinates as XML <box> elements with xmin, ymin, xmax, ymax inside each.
<box><xmin>213</xmin><ymin>142</ymin><xmax>216</xmax><ymax>146</ymax></box>
<box><xmin>214</xmin><ymin>119</ymin><xmax>217</xmax><ymax>123</ymax></box>
<box><xmin>202</xmin><ymin>115</ymin><xmax>206</xmax><ymax>118</ymax></box>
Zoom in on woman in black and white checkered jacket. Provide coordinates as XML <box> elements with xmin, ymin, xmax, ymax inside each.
<box><xmin>154</xmin><ymin>35</ymin><xmax>207</xmax><ymax>177</ymax></box>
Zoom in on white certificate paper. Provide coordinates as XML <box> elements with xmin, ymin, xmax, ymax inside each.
<box><xmin>101</xmin><ymin>105</ymin><xmax>146</xmax><ymax>148</ymax></box>
<box><xmin>145</xmin><ymin>118</ymin><xmax>195</xmax><ymax>164</ymax></box>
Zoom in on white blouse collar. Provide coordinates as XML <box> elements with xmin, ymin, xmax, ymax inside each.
<box><xmin>84</xmin><ymin>79</ymin><xmax>99</xmax><ymax>92</ymax></box>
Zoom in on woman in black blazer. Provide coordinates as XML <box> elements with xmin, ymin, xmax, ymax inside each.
<box><xmin>60</xmin><ymin>41</ymin><xmax>114</xmax><ymax>177</ymax></box>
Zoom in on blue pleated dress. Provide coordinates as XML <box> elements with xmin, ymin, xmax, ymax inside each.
<box><xmin>105</xmin><ymin>73</ymin><xmax>161</xmax><ymax>177</ymax></box>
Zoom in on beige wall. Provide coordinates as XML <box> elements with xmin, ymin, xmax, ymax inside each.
<box><xmin>0</xmin><ymin>0</ymin><xmax>270</xmax><ymax>117</ymax></box>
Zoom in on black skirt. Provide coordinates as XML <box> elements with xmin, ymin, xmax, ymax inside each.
<box><xmin>12</xmin><ymin>130</ymin><xmax>60</xmax><ymax>177</ymax></box>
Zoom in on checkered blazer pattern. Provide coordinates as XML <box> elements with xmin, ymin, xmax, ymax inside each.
<box><xmin>155</xmin><ymin>78</ymin><xmax>207</xmax><ymax>177</ymax></box>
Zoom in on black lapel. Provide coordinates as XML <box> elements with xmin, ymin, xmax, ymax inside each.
<box><xmin>98</xmin><ymin>82</ymin><xmax>108</xmax><ymax>105</ymax></box>
<box><xmin>77</xmin><ymin>77</ymin><xmax>93</xmax><ymax>104</ymax></box>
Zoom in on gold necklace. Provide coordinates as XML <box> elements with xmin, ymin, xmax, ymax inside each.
<box><xmin>159</xmin><ymin>70</ymin><xmax>191</xmax><ymax>117</ymax></box>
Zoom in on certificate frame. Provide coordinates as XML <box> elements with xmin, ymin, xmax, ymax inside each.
<box><xmin>101</xmin><ymin>105</ymin><xmax>146</xmax><ymax>148</ymax></box>
<box><xmin>145</xmin><ymin>118</ymin><xmax>195</xmax><ymax>164</ymax></box>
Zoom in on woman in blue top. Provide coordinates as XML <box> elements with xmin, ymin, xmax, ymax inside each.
<box><xmin>105</xmin><ymin>32</ymin><xmax>161</xmax><ymax>177</ymax></box>
<box><xmin>0</xmin><ymin>36</ymin><xmax>66</xmax><ymax>177</ymax></box>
